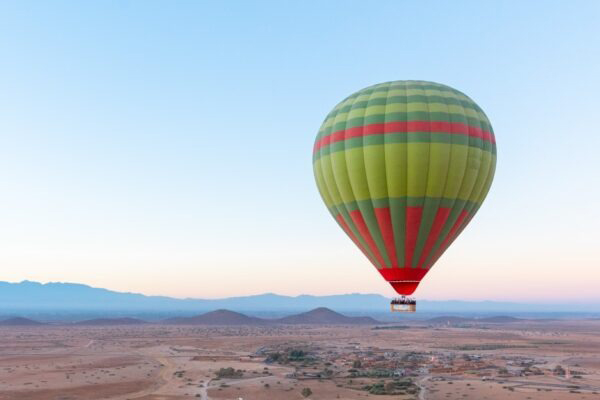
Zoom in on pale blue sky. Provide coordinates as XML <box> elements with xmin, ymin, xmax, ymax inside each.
<box><xmin>1</xmin><ymin>1</ymin><xmax>599</xmax><ymax>301</ymax></box>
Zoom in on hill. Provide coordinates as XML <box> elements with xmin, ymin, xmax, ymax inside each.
<box><xmin>164</xmin><ymin>309</ymin><xmax>266</xmax><ymax>325</ymax></box>
<box><xmin>73</xmin><ymin>317</ymin><xmax>147</xmax><ymax>326</ymax></box>
<box><xmin>275</xmin><ymin>307</ymin><xmax>378</xmax><ymax>325</ymax></box>
<box><xmin>0</xmin><ymin>317</ymin><xmax>45</xmax><ymax>326</ymax></box>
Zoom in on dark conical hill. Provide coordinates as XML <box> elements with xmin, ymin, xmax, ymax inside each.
<box><xmin>275</xmin><ymin>307</ymin><xmax>378</xmax><ymax>325</ymax></box>
<box><xmin>163</xmin><ymin>309</ymin><xmax>266</xmax><ymax>325</ymax></box>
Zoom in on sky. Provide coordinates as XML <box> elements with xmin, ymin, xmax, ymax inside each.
<box><xmin>1</xmin><ymin>1</ymin><xmax>599</xmax><ymax>302</ymax></box>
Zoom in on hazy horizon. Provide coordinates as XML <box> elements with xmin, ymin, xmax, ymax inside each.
<box><xmin>1</xmin><ymin>1</ymin><xmax>599</xmax><ymax>302</ymax></box>
<box><xmin>3</xmin><ymin>279</ymin><xmax>600</xmax><ymax>307</ymax></box>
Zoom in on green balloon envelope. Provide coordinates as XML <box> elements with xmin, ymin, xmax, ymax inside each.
<box><xmin>313</xmin><ymin>81</ymin><xmax>497</xmax><ymax>295</ymax></box>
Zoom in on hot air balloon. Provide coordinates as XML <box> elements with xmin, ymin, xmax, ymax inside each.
<box><xmin>313</xmin><ymin>81</ymin><xmax>496</xmax><ymax>312</ymax></box>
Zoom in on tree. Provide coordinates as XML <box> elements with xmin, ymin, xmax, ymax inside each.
<box><xmin>384</xmin><ymin>381</ymin><xmax>396</xmax><ymax>393</ymax></box>
<box><xmin>553</xmin><ymin>365</ymin><xmax>566</xmax><ymax>376</ymax></box>
<box><xmin>215</xmin><ymin>367</ymin><xmax>242</xmax><ymax>378</ymax></box>
<box><xmin>301</xmin><ymin>387</ymin><xmax>313</xmax><ymax>398</ymax></box>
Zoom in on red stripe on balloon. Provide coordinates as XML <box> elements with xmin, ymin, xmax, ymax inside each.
<box><xmin>349</xmin><ymin>210</ymin><xmax>386</xmax><ymax>268</ymax></box>
<box><xmin>374</xmin><ymin>207</ymin><xmax>398</xmax><ymax>267</ymax></box>
<box><xmin>430</xmin><ymin>209</ymin><xmax>470</xmax><ymax>267</ymax></box>
<box><xmin>418</xmin><ymin>207</ymin><xmax>451</xmax><ymax>268</ymax></box>
<box><xmin>405</xmin><ymin>207</ymin><xmax>423</xmax><ymax>267</ymax></box>
<box><xmin>314</xmin><ymin>120</ymin><xmax>495</xmax><ymax>152</ymax></box>
<box><xmin>335</xmin><ymin>214</ymin><xmax>377</xmax><ymax>266</ymax></box>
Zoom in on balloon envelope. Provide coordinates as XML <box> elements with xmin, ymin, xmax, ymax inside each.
<box><xmin>313</xmin><ymin>81</ymin><xmax>496</xmax><ymax>295</ymax></box>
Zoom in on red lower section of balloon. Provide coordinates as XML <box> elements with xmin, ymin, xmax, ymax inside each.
<box><xmin>389</xmin><ymin>281</ymin><xmax>420</xmax><ymax>295</ymax></box>
<box><xmin>377</xmin><ymin>267</ymin><xmax>429</xmax><ymax>295</ymax></box>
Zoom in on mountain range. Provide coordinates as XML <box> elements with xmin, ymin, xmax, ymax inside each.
<box><xmin>0</xmin><ymin>310</ymin><xmax>559</xmax><ymax>326</ymax></box>
<box><xmin>0</xmin><ymin>307</ymin><xmax>378</xmax><ymax>326</ymax></box>
<box><xmin>1</xmin><ymin>280</ymin><xmax>598</xmax><ymax>316</ymax></box>
<box><xmin>0</xmin><ymin>280</ymin><xmax>389</xmax><ymax>312</ymax></box>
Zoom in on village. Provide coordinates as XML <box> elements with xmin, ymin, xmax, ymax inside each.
<box><xmin>242</xmin><ymin>333</ymin><xmax>593</xmax><ymax>397</ymax></box>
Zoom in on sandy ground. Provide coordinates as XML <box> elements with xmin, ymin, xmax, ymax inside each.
<box><xmin>0</xmin><ymin>320</ymin><xmax>599</xmax><ymax>399</ymax></box>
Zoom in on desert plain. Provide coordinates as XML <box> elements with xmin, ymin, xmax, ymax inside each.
<box><xmin>1</xmin><ymin>318</ymin><xmax>600</xmax><ymax>400</ymax></box>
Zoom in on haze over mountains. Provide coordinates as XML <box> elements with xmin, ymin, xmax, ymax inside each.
<box><xmin>1</xmin><ymin>281</ymin><xmax>598</xmax><ymax>317</ymax></box>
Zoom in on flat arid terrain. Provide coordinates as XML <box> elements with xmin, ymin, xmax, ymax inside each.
<box><xmin>1</xmin><ymin>318</ymin><xmax>600</xmax><ymax>399</ymax></box>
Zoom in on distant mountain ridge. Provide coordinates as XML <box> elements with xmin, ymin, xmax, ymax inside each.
<box><xmin>0</xmin><ymin>280</ymin><xmax>391</xmax><ymax>312</ymax></box>
<box><xmin>1</xmin><ymin>280</ymin><xmax>598</xmax><ymax>314</ymax></box>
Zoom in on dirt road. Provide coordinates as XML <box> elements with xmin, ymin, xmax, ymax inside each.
<box><xmin>417</xmin><ymin>375</ymin><xmax>429</xmax><ymax>400</ymax></box>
